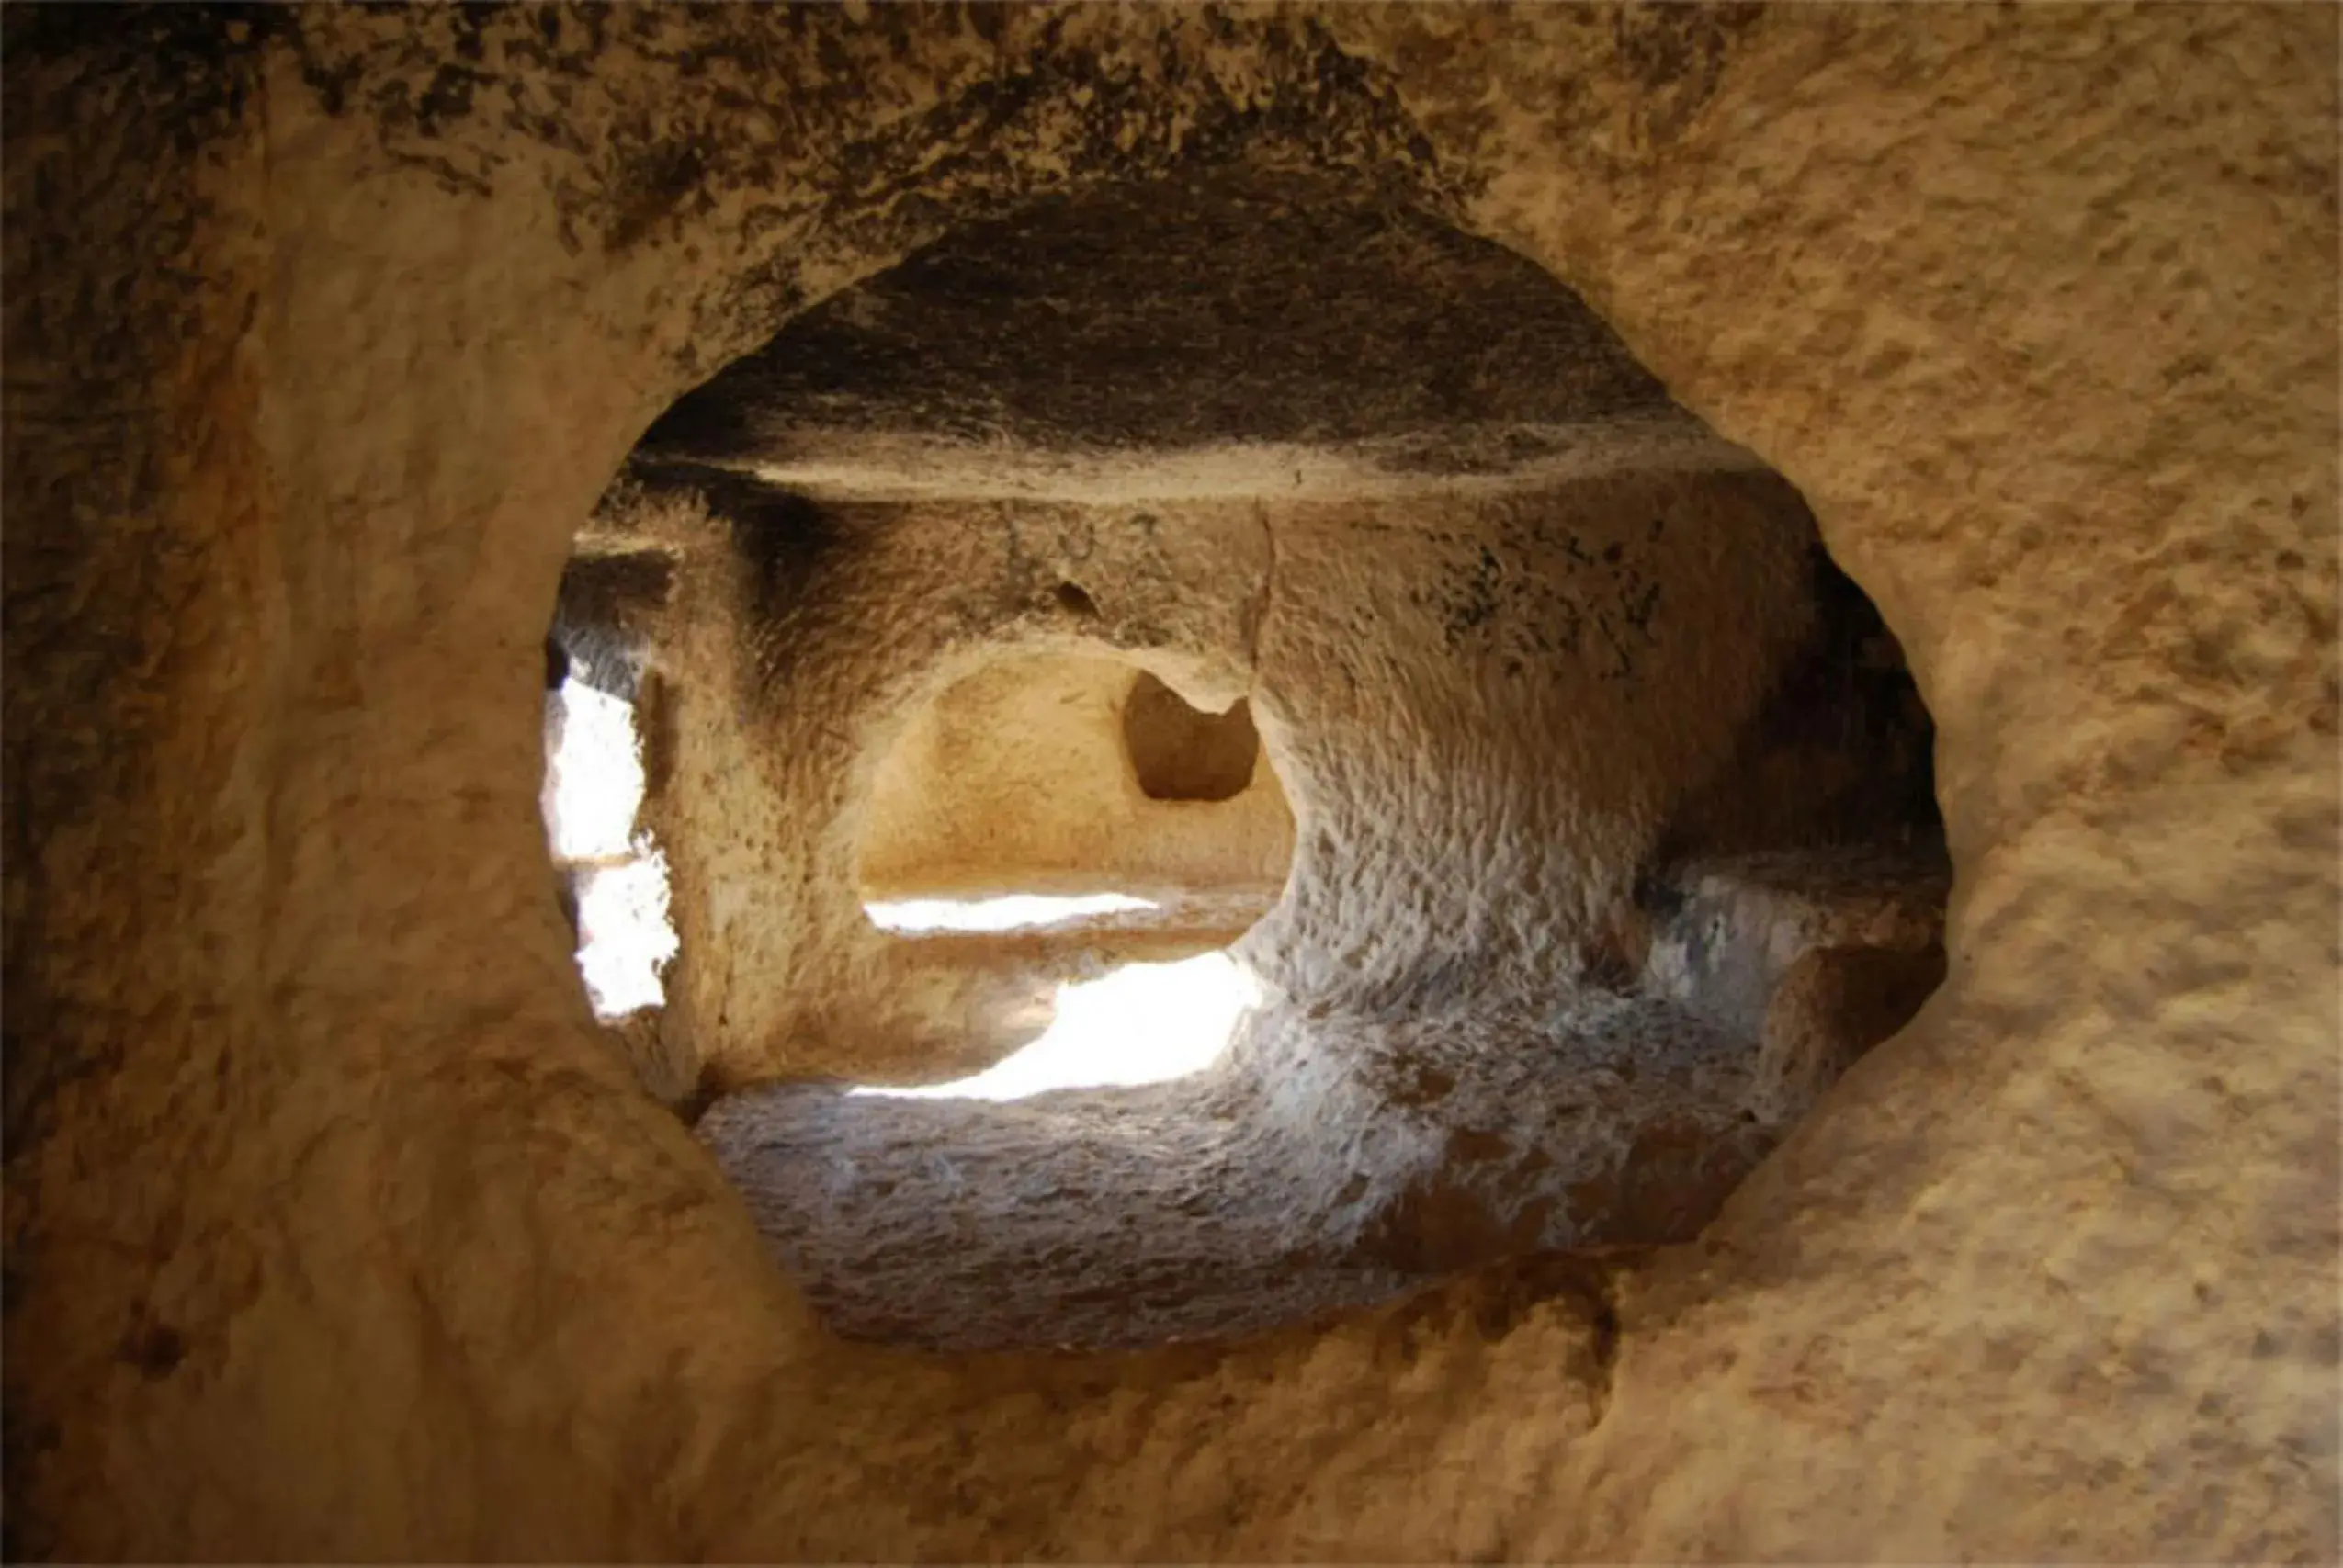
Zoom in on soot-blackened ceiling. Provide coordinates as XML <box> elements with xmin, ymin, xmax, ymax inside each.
<box><xmin>635</xmin><ymin>168</ymin><xmax>1719</xmax><ymax>480</ymax></box>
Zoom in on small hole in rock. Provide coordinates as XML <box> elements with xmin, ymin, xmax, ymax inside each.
<box><xmin>1125</xmin><ymin>671</ymin><xmax>1261</xmax><ymax>803</ymax></box>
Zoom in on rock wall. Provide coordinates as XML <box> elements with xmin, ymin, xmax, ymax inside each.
<box><xmin>642</xmin><ymin>489</ymin><xmax>1285</xmax><ymax>1085</ymax></box>
<box><xmin>635</xmin><ymin>468</ymin><xmax>1817</xmax><ymax>1091</ymax></box>
<box><xmin>4</xmin><ymin>5</ymin><xmax>2334</xmax><ymax>1562</ymax></box>
<box><xmin>856</xmin><ymin>652</ymin><xmax>1296</xmax><ymax>896</ymax></box>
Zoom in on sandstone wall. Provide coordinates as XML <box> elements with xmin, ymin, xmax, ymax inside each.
<box><xmin>646</xmin><ymin>493</ymin><xmax>1278</xmax><ymax>1085</ymax></box>
<box><xmin>856</xmin><ymin>652</ymin><xmax>1296</xmax><ymax>899</ymax></box>
<box><xmin>4</xmin><ymin>5</ymin><xmax>2334</xmax><ymax>1561</ymax></box>
<box><xmin>643</xmin><ymin>469</ymin><xmax>1813</xmax><ymax>1090</ymax></box>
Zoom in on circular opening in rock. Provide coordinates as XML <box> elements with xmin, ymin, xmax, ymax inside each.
<box><xmin>849</xmin><ymin>650</ymin><xmax>1296</xmax><ymax>1096</ymax></box>
<box><xmin>603</xmin><ymin>168</ymin><xmax>1950</xmax><ymax>1353</ymax></box>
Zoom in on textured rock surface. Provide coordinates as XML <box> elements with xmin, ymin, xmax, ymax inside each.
<box><xmin>701</xmin><ymin>986</ymin><xmax>1765</xmax><ymax>1352</ymax></box>
<box><xmin>634</xmin><ymin>165</ymin><xmax>1730</xmax><ymax>501</ymax></box>
<box><xmin>3</xmin><ymin>4</ymin><xmax>2335</xmax><ymax>1562</ymax></box>
<box><xmin>628</xmin><ymin>451</ymin><xmax>1836</xmax><ymax>1090</ymax></box>
<box><xmin>857</xmin><ymin>652</ymin><xmax>1295</xmax><ymax>899</ymax></box>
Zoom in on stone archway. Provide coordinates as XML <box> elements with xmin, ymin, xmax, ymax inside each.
<box><xmin>3</xmin><ymin>6</ymin><xmax>2334</xmax><ymax>1563</ymax></box>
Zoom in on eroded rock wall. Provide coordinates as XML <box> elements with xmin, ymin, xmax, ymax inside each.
<box><xmin>1235</xmin><ymin>476</ymin><xmax>1817</xmax><ymax>1016</ymax></box>
<box><xmin>643</xmin><ymin>491</ymin><xmax>1275</xmax><ymax>1085</ymax></box>
<box><xmin>856</xmin><ymin>653</ymin><xmax>1294</xmax><ymax>900</ymax></box>
<box><xmin>634</xmin><ymin>468</ymin><xmax>1815</xmax><ymax>1091</ymax></box>
<box><xmin>4</xmin><ymin>5</ymin><xmax>2334</xmax><ymax>1562</ymax></box>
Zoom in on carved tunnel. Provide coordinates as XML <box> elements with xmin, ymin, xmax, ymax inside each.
<box><xmin>10</xmin><ymin>7</ymin><xmax>2329</xmax><ymax>1562</ymax></box>
<box><xmin>539</xmin><ymin>169</ymin><xmax>1948</xmax><ymax>1349</ymax></box>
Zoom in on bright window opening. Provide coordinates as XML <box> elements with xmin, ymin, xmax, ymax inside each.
<box><xmin>864</xmin><ymin>892</ymin><xmax>1158</xmax><ymax>934</ymax></box>
<box><xmin>542</xmin><ymin>676</ymin><xmax>678</xmax><ymax>1019</ymax></box>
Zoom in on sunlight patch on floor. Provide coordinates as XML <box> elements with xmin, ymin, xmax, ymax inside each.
<box><xmin>852</xmin><ymin>950</ymin><xmax>1260</xmax><ymax>1101</ymax></box>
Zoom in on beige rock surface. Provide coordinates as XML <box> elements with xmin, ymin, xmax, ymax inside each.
<box><xmin>858</xmin><ymin>654</ymin><xmax>1295</xmax><ymax>901</ymax></box>
<box><xmin>3</xmin><ymin>4</ymin><xmax>2334</xmax><ymax>1562</ymax></box>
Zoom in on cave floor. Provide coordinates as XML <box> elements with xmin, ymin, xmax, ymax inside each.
<box><xmin>697</xmin><ymin>847</ymin><xmax>1948</xmax><ymax>1350</ymax></box>
<box><xmin>698</xmin><ymin>990</ymin><xmax>1760</xmax><ymax>1351</ymax></box>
